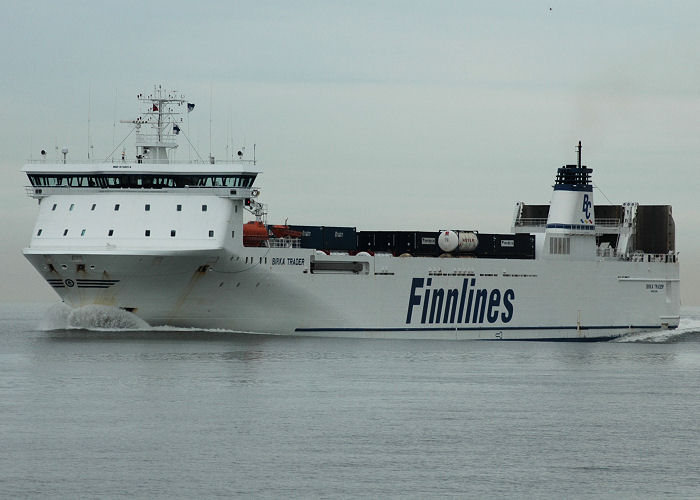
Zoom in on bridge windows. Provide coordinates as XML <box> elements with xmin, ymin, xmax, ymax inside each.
<box><xmin>28</xmin><ymin>173</ymin><xmax>257</xmax><ymax>190</ymax></box>
<box><xmin>171</xmin><ymin>230</ymin><xmax>176</xmax><ymax>237</ymax></box>
<box><xmin>202</xmin><ymin>204</ymin><xmax>207</xmax><ymax>212</ymax></box>
<box><xmin>37</xmin><ymin>229</ymin><xmax>42</xmax><ymax>236</ymax></box>
<box><xmin>176</xmin><ymin>204</ymin><xmax>182</xmax><ymax>212</ymax></box>
<box><xmin>145</xmin><ymin>204</ymin><xmax>150</xmax><ymax>211</ymax></box>
<box><xmin>91</xmin><ymin>204</ymin><xmax>96</xmax><ymax>211</ymax></box>
<box><xmin>114</xmin><ymin>204</ymin><xmax>120</xmax><ymax>211</ymax></box>
<box><xmin>108</xmin><ymin>229</ymin><xmax>114</xmax><ymax>236</ymax></box>
<box><xmin>145</xmin><ymin>230</ymin><xmax>151</xmax><ymax>237</ymax></box>
<box><xmin>209</xmin><ymin>230</ymin><xmax>214</xmax><ymax>237</ymax></box>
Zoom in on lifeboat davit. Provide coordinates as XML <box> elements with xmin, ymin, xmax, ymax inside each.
<box><xmin>243</xmin><ymin>221</ymin><xmax>269</xmax><ymax>247</ymax></box>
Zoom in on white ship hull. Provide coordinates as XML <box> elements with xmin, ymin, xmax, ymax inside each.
<box><xmin>24</xmin><ymin>245</ymin><xmax>679</xmax><ymax>340</ymax></box>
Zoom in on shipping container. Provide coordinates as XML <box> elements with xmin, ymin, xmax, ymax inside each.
<box><xmin>357</xmin><ymin>231</ymin><xmax>394</xmax><ymax>253</ymax></box>
<box><xmin>393</xmin><ymin>231</ymin><xmax>415</xmax><ymax>254</ymax></box>
<box><xmin>288</xmin><ymin>225</ymin><xmax>324</xmax><ymax>249</ymax></box>
<box><xmin>322</xmin><ymin>226</ymin><xmax>357</xmax><ymax>251</ymax></box>
<box><xmin>413</xmin><ymin>231</ymin><xmax>440</xmax><ymax>255</ymax></box>
<box><xmin>475</xmin><ymin>233</ymin><xmax>534</xmax><ymax>259</ymax></box>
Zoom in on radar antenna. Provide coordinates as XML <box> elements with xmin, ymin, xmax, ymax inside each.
<box><xmin>119</xmin><ymin>85</ymin><xmax>186</xmax><ymax>164</ymax></box>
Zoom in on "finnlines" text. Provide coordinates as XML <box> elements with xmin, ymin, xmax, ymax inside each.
<box><xmin>406</xmin><ymin>278</ymin><xmax>515</xmax><ymax>325</ymax></box>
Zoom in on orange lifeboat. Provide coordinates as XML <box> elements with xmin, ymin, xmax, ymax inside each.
<box><xmin>243</xmin><ymin>221</ymin><xmax>269</xmax><ymax>247</ymax></box>
<box><xmin>269</xmin><ymin>225</ymin><xmax>302</xmax><ymax>239</ymax></box>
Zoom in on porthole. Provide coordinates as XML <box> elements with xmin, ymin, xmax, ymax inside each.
<box><xmin>171</xmin><ymin>230</ymin><xmax>176</xmax><ymax>237</ymax></box>
<box><xmin>80</xmin><ymin>229</ymin><xmax>86</xmax><ymax>236</ymax></box>
<box><xmin>91</xmin><ymin>203</ymin><xmax>96</xmax><ymax>211</ymax></box>
<box><xmin>209</xmin><ymin>230</ymin><xmax>214</xmax><ymax>237</ymax></box>
<box><xmin>145</xmin><ymin>204</ymin><xmax>151</xmax><ymax>211</ymax></box>
<box><xmin>108</xmin><ymin>229</ymin><xmax>114</xmax><ymax>236</ymax></box>
<box><xmin>52</xmin><ymin>204</ymin><xmax>57</xmax><ymax>211</ymax></box>
<box><xmin>63</xmin><ymin>229</ymin><xmax>68</xmax><ymax>236</ymax></box>
<box><xmin>37</xmin><ymin>229</ymin><xmax>42</xmax><ymax>236</ymax></box>
<box><xmin>176</xmin><ymin>204</ymin><xmax>182</xmax><ymax>212</ymax></box>
<box><xmin>69</xmin><ymin>204</ymin><xmax>75</xmax><ymax>211</ymax></box>
<box><xmin>202</xmin><ymin>205</ymin><xmax>207</xmax><ymax>212</ymax></box>
<box><xmin>145</xmin><ymin>230</ymin><xmax>151</xmax><ymax>237</ymax></box>
<box><xmin>114</xmin><ymin>204</ymin><xmax>120</xmax><ymax>211</ymax></box>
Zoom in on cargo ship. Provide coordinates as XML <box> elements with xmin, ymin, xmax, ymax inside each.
<box><xmin>22</xmin><ymin>87</ymin><xmax>680</xmax><ymax>339</ymax></box>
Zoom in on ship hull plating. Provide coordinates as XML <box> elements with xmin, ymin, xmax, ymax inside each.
<box><xmin>25</xmin><ymin>247</ymin><xmax>680</xmax><ymax>340</ymax></box>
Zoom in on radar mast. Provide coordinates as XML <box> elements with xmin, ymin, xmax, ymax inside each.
<box><xmin>123</xmin><ymin>85</ymin><xmax>186</xmax><ymax>164</ymax></box>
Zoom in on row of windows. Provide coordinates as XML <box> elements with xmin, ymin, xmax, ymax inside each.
<box><xmin>52</xmin><ymin>202</ymin><xmax>216</xmax><ymax>212</ymax></box>
<box><xmin>29</xmin><ymin>174</ymin><xmax>256</xmax><ymax>189</ymax></box>
<box><xmin>36</xmin><ymin>228</ymin><xmax>233</xmax><ymax>238</ymax></box>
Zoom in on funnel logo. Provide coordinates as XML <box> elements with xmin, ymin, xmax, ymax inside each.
<box><xmin>582</xmin><ymin>194</ymin><xmax>592</xmax><ymax>219</ymax></box>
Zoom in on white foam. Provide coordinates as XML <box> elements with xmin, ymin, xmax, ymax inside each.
<box><xmin>614</xmin><ymin>317</ymin><xmax>700</xmax><ymax>343</ymax></box>
<box><xmin>39</xmin><ymin>303</ymin><xmax>150</xmax><ymax>331</ymax></box>
<box><xmin>38</xmin><ymin>303</ymin><xmax>239</xmax><ymax>333</ymax></box>
<box><xmin>147</xmin><ymin>325</ymin><xmax>237</xmax><ymax>333</ymax></box>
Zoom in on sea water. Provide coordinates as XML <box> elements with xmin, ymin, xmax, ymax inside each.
<box><xmin>1</xmin><ymin>302</ymin><xmax>699</xmax><ymax>498</ymax></box>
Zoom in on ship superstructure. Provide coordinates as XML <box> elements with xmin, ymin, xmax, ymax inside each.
<box><xmin>22</xmin><ymin>89</ymin><xmax>680</xmax><ymax>339</ymax></box>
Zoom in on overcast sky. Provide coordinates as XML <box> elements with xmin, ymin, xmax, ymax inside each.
<box><xmin>1</xmin><ymin>0</ymin><xmax>699</xmax><ymax>304</ymax></box>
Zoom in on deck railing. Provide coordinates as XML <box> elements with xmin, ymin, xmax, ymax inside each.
<box><xmin>24</xmin><ymin>157</ymin><xmax>257</xmax><ymax>165</ymax></box>
<box><xmin>24</xmin><ymin>185</ymin><xmax>259</xmax><ymax>199</ymax></box>
<box><xmin>515</xmin><ymin>217</ymin><xmax>620</xmax><ymax>227</ymax></box>
<box><xmin>597</xmin><ymin>248</ymin><xmax>678</xmax><ymax>263</ymax></box>
<box><xmin>268</xmin><ymin>238</ymin><xmax>301</xmax><ymax>248</ymax></box>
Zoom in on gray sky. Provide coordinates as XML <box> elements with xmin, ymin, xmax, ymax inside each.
<box><xmin>2</xmin><ymin>0</ymin><xmax>699</xmax><ymax>304</ymax></box>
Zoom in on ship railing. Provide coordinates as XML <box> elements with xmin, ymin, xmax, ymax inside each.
<box><xmin>24</xmin><ymin>184</ymin><xmax>259</xmax><ymax>199</ymax></box>
<box><xmin>267</xmin><ymin>237</ymin><xmax>301</xmax><ymax>248</ymax></box>
<box><xmin>628</xmin><ymin>252</ymin><xmax>678</xmax><ymax>263</ymax></box>
<box><xmin>601</xmin><ymin>249</ymin><xmax>678</xmax><ymax>263</ymax></box>
<box><xmin>516</xmin><ymin>217</ymin><xmax>620</xmax><ymax>227</ymax></box>
<box><xmin>135</xmin><ymin>133</ymin><xmax>177</xmax><ymax>147</ymax></box>
<box><xmin>596</xmin><ymin>218</ymin><xmax>621</xmax><ymax>227</ymax></box>
<box><xmin>514</xmin><ymin>218</ymin><xmax>547</xmax><ymax>227</ymax></box>
<box><xmin>25</xmin><ymin>157</ymin><xmax>257</xmax><ymax>166</ymax></box>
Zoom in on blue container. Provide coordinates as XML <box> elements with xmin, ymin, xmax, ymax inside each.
<box><xmin>288</xmin><ymin>225</ymin><xmax>324</xmax><ymax>249</ymax></box>
<box><xmin>322</xmin><ymin>226</ymin><xmax>357</xmax><ymax>251</ymax></box>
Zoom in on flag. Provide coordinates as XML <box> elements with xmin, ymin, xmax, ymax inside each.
<box><xmin>152</xmin><ymin>104</ymin><xmax>159</xmax><ymax>111</ymax></box>
<box><xmin>173</xmin><ymin>124</ymin><xmax>180</xmax><ymax>135</ymax></box>
<box><xmin>187</xmin><ymin>103</ymin><xmax>195</xmax><ymax>112</ymax></box>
